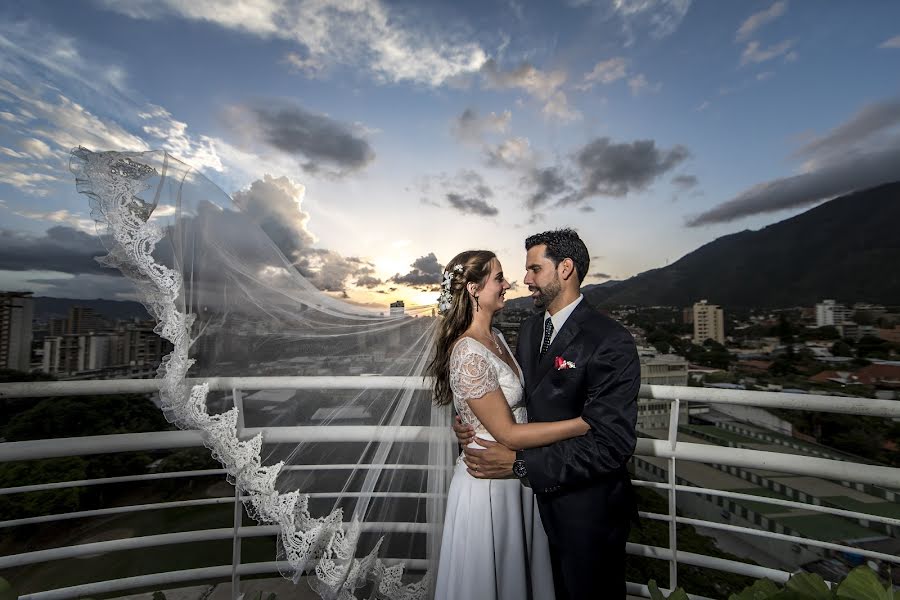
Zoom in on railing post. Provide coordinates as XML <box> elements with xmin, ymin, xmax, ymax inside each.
<box><xmin>667</xmin><ymin>397</ymin><xmax>681</xmax><ymax>591</ymax></box>
<box><xmin>231</xmin><ymin>388</ymin><xmax>244</xmax><ymax>600</ymax></box>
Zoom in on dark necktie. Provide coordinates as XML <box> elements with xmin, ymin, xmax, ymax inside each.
<box><xmin>539</xmin><ymin>317</ymin><xmax>554</xmax><ymax>356</ymax></box>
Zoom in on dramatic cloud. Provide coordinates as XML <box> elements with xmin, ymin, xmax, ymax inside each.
<box><xmin>685</xmin><ymin>145</ymin><xmax>900</xmax><ymax>227</ymax></box>
<box><xmin>688</xmin><ymin>97</ymin><xmax>900</xmax><ymax>227</ymax></box>
<box><xmin>880</xmin><ymin>35</ymin><xmax>900</xmax><ymax>49</ymax></box>
<box><xmin>98</xmin><ymin>0</ymin><xmax>488</xmax><ymax>87</ymax></box>
<box><xmin>231</xmin><ymin>174</ymin><xmax>372</xmax><ymax>292</ymax></box>
<box><xmin>232</xmin><ymin>174</ymin><xmax>315</xmax><ymax>259</ymax></box>
<box><xmin>23</xmin><ymin>272</ymin><xmax>137</xmax><ymax>300</ymax></box>
<box><xmin>355</xmin><ymin>265</ymin><xmax>383</xmax><ymax>288</ymax></box>
<box><xmin>735</xmin><ymin>1</ymin><xmax>787</xmax><ymax>42</ymax></box>
<box><xmin>10</xmin><ymin>208</ymin><xmax>96</xmax><ymax>232</ymax></box>
<box><xmin>0</xmin><ymin>226</ymin><xmax>111</xmax><ymax>275</ymax></box>
<box><xmin>227</xmin><ymin>102</ymin><xmax>375</xmax><ymax>175</ymax></box>
<box><xmin>572</xmin><ymin>137</ymin><xmax>689</xmax><ymax>200</ymax></box>
<box><xmin>392</xmin><ymin>253</ymin><xmax>443</xmax><ymax>286</ymax></box>
<box><xmin>139</xmin><ymin>105</ymin><xmax>224</xmax><ymax>172</ymax></box>
<box><xmin>452</xmin><ymin>108</ymin><xmax>512</xmax><ymax>142</ymax></box>
<box><xmin>740</xmin><ymin>39</ymin><xmax>794</xmax><ymax>66</ymax></box>
<box><xmin>485</xmin><ymin>137</ymin><xmax>533</xmax><ymax>169</ymax></box>
<box><xmin>578</xmin><ymin>57</ymin><xmax>628</xmax><ymax>90</ymax></box>
<box><xmin>523</xmin><ymin>166</ymin><xmax>575</xmax><ymax>210</ymax></box>
<box><xmin>481</xmin><ymin>59</ymin><xmax>581</xmax><ymax>122</ymax></box>
<box><xmin>796</xmin><ymin>98</ymin><xmax>900</xmax><ymax>160</ymax></box>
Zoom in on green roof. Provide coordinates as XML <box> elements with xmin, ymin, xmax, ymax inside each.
<box><xmin>821</xmin><ymin>496</ymin><xmax>900</xmax><ymax>520</ymax></box>
<box><xmin>776</xmin><ymin>513</ymin><xmax>877</xmax><ymax>542</ymax></box>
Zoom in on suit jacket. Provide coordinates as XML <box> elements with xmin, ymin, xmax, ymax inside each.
<box><xmin>515</xmin><ymin>300</ymin><xmax>640</xmax><ymax>543</ymax></box>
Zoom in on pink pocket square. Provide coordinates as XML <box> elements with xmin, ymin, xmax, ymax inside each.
<box><xmin>554</xmin><ymin>356</ymin><xmax>576</xmax><ymax>370</ymax></box>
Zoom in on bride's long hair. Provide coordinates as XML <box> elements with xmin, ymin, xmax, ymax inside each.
<box><xmin>427</xmin><ymin>250</ymin><xmax>497</xmax><ymax>406</ymax></box>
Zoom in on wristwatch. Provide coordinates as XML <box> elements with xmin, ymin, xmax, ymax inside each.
<box><xmin>512</xmin><ymin>458</ymin><xmax>528</xmax><ymax>478</ymax></box>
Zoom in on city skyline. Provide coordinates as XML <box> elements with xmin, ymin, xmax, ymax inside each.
<box><xmin>0</xmin><ymin>1</ymin><xmax>899</xmax><ymax>308</ymax></box>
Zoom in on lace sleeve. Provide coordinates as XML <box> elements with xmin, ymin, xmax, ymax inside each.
<box><xmin>449</xmin><ymin>338</ymin><xmax>500</xmax><ymax>401</ymax></box>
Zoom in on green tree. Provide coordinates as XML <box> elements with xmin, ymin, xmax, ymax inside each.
<box><xmin>831</xmin><ymin>340</ymin><xmax>853</xmax><ymax>357</ymax></box>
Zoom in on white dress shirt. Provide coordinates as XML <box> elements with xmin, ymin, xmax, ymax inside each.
<box><xmin>543</xmin><ymin>294</ymin><xmax>583</xmax><ymax>346</ymax></box>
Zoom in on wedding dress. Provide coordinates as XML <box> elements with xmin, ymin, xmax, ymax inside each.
<box><xmin>433</xmin><ymin>331</ymin><xmax>554</xmax><ymax>600</ymax></box>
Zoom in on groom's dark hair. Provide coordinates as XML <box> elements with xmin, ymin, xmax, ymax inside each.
<box><xmin>525</xmin><ymin>228</ymin><xmax>590</xmax><ymax>284</ymax></box>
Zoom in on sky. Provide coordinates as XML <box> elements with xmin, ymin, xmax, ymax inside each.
<box><xmin>0</xmin><ymin>0</ymin><xmax>898</xmax><ymax>309</ymax></box>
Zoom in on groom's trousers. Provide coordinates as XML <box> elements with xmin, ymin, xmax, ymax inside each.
<box><xmin>538</xmin><ymin>474</ymin><xmax>634</xmax><ymax>600</ymax></box>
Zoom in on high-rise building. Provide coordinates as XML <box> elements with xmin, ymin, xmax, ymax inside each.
<box><xmin>815</xmin><ymin>299</ymin><xmax>851</xmax><ymax>328</ymax></box>
<box><xmin>0</xmin><ymin>291</ymin><xmax>34</xmax><ymax>372</ymax></box>
<box><xmin>692</xmin><ymin>300</ymin><xmax>724</xmax><ymax>345</ymax></box>
<box><xmin>67</xmin><ymin>306</ymin><xmax>103</xmax><ymax>334</ymax></box>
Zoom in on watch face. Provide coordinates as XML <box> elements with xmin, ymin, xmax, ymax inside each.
<box><xmin>513</xmin><ymin>460</ymin><xmax>527</xmax><ymax>478</ymax></box>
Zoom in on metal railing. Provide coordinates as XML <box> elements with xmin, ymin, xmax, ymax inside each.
<box><xmin>1</xmin><ymin>378</ymin><xmax>899</xmax><ymax>600</ymax></box>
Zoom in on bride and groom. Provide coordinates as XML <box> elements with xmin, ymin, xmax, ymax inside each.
<box><xmin>430</xmin><ymin>228</ymin><xmax>641</xmax><ymax>600</ymax></box>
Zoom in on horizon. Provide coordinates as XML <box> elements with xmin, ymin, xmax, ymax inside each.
<box><xmin>1</xmin><ymin>1</ymin><xmax>899</xmax><ymax>308</ymax></box>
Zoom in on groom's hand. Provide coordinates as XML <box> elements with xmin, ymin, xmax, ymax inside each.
<box><xmin>452</xmin><ymin>415</ymin><xmax>475</xmax><ymax>447</ymax></box>
<box><xmin>463</xmin><ymin>437</ymin><xmax>515</xmax><ymax>479</ymax></box>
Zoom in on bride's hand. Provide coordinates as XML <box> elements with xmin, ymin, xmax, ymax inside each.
<box><xmin>463</xmin><ymin>437</ymin><xmax>515</xmax><ymax>479</ymax></box>
<box><xmin>452</xmin><ymin>415</ymin><xmax>475</xmax><ymax>447</ymax></box>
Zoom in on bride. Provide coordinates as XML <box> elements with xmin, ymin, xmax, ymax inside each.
<box><xmin>427</xmin><ymin>250</ymin><xmax>588</xmax><ymax>600</ymax></box>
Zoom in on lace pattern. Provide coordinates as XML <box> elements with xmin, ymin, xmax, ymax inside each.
<box><xmin>70</xmin><ymin>148</ymin><xmax>423</xmax><ymax>600</ymax></box>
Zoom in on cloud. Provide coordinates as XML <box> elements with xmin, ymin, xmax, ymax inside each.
<box><xmin>22</xmin><ymin>272</ymin><xmax>137</xmax><ymax>300</ymax></box>
<box><xmin>422</xmin><ymin>170</ymin><xmax>500</xmax><ymax>216</ymax></box>
<box><xmin>572</xmin><ymin>137</ymin><xmax>689</xmax><ymax>200</ymax></box>
<box><xmin>20</xmin><ymin>138</ymin><xmax>55</xmax><ymax>159</ymax></box>
<box><xmin>230</xmin><ymin>174</ymin><xmax>374</xmax><ymax>292</ymax></box>
<box><xmin>10</xmin><ymin>208</ymin><xmax>96</xmax><ymax>232</ymax></box>
<box><xmin>685</xmin><ymin>144</ymin><xmax>900</xmax><ymax>227</ymax></box>
<box><xmin>446</xmin><ymin>192</ymin><xmax>499</xmax><ymax>216</ymax></box>
<box><xmin>225</xmin><ymin>101</ymin><xmax>375</xmax><ymax>175</ymax></box>
<box><xmin>688</xmin><ymin>96</ymin><xmax>900</xmax><ymax>227</ymax></box>
<box><xmin>578</xmin><ymin>57</ymin><xmax>629</xmax><ymax>90</ymax></box>
<box><xmin>232</xmin><ymin>174</ymin><xmax>316</xmax><ymax>260</ymax></box>
<box><xmin>672</xmin><ymin>174</ymin><xmax>698</xmax><ymax>189</ymax></box>
<box><xmin>485</xmin><ymin>137</ymin><xmax>533</xmax><ymax>168</ymax></box>
<box><xmin>452</xmin><ymin>108</ymin><xmax>512</xmax><ymax>142</ymax></box>
<box><xmin>796</xmin><ymin>98</ymin><xmax>900</xmax><ymax>160</ymax></box>
<box><xmin>880</xmin><ymin>35</ymin><xmax>900</xmax><ymax>49</ymax></box>
<box><xmin>735</xmin><ymin>1</ymin><xmax>787</xmax><ymax>42</ymax></box>
<box><xmin>355</xmin><ymin>266</ymin><xmax>383</xmax><ymax>288</ymax></box>
<box><xmin>391</xmin><ymin>253</ymin><xmax>443</xmax><ymax>286</ymax></box>
<box><xmin>138</xmin><ymin>106</ymin><xmax>224</xmax><ymax>172</ymax></box>
<box><xmin>522</xmin><ymin>166</ymin><xmax>575</xmax><ymax>210</ymax></box>
<box><xmin>628</xmin><ymin>74</ymin><xmax>662</xmax><ymax>96</ymax></box>
<box><xmin>590</xmin><ymin>272</ymin><xmax>612</xmax><ymax>279</ymax></box>
<box><xmin>609</xmin><ymin>0</ymin><xmax>692</xmax><ymax>44</ymax></box>
<box><xmin>98</xmin><ymin>0</ymin><xmax>488</xmax><ymax>87</ymax></box>
<box><xmin>0</xmin><ymin>226</ymin><xmax>111</xmax><ymax>275</ymax></box>
<box><xmin>740</xmin><ymin>39</ymin><xmax>794</xmax><ymax>66</ymax></box>
<box><xmin>481</xmin><ymin>59</ymin><xmax>581</xmax><ymax>122</ymax></box>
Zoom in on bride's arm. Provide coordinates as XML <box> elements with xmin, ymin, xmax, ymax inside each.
<box><xmin>466</xmin><ymin>389</ymin><xmax>588</xmax><ymax>451</ymax></box>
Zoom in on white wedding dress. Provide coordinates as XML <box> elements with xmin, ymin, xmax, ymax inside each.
<box><xmin>434</xmin><ymin>330</ymin><xmax>555</xmax><ymax>600</ymax></box>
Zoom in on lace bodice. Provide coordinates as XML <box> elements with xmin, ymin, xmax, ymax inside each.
<box><xmin>449</xmin><ymin>330</ymin><xmax>526</xmax><ymax>447</ymax></box>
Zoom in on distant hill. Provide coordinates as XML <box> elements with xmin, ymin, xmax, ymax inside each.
<box><xmin>585</xmin><ymin>182</ymin><xmax>900</xmax><ymax>308</ymax></box>
<box><xmin>33</xmin><ymin>297</ymin><xmax>149</xmax><ymax>322</ymax></box>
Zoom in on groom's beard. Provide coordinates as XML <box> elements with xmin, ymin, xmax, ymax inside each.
<box><xmin>530</xmin><ymin>276</ymin><xmax>561</xmax><ymax>309</ymax></box>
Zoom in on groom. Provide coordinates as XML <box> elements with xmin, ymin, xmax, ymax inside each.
<box><xmin>454</xmin><ymin>228</ymin><xmax>640</xmax><ymax>600</ymax></box>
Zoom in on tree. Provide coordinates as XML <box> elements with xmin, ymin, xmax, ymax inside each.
<box><xmin>831</xmin><ymin>340</ymin><xmax>853</xmax><ymax>357</ymax></box>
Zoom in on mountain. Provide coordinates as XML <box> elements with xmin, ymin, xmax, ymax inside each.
<box><xmin>585</xmin><ymin>182</ymin><xmax>900</xmax><ymax>308</ymax></box>
<box><xmin>33</xmin><ymin>297</ymin><xmax>150</xmax><ymax>322</ymax></box>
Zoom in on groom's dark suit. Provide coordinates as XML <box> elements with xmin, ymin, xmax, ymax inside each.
<box><xmin>514</xmin><ymin>299</ymin><xmax>640</xmax><ymax>600</ymax></box>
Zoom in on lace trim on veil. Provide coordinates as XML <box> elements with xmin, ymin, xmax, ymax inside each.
<box><xmin>70</xmin><ymin>148</ymin><xmax>430</xmax><ymax>599</ymax></box>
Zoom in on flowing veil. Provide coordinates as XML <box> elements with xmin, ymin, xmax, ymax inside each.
<box><xmin>69</xmin><ymin>148</ymin><xmax>455</xmax><ymax>599</ymax></box>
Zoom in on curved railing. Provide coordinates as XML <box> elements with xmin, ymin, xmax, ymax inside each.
<box><xmin>1</xmin><ymin>379</ymin><xmax>899</xmax><ymax>600</ymax></box>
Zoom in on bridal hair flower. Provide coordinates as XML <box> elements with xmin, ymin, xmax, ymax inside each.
<box><xmin>437</xmin><ymin>264</ymin><xmax>464</xmax><ymax>314</ymax></box>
